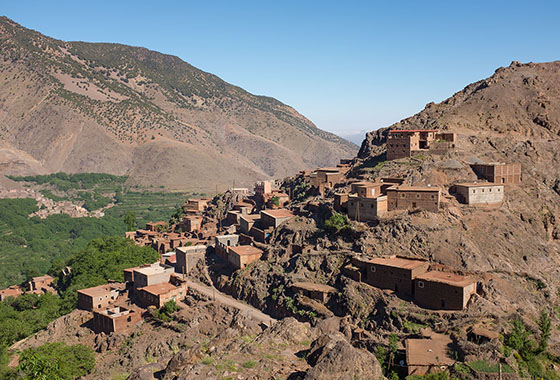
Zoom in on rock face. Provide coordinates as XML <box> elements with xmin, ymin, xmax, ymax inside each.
<box><xmin>0</xmin><ymin>17</ymin><xmax>356</xmax><ymax>191</ymax></box>
<box><xmin>305</xmin><ymin>333</ymin><xmax>385</xmax><ymax>380</ymax></box>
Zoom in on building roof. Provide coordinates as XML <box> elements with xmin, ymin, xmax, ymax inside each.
<box><xmin>416</xmin><ymin>271</ymin><xmax>475</xmax><ymax>287</ymax></box>
<box><xmin>0</xmin><ymin>286</ymin><xmax>23</xmax><ymax>297</ymax></box>
<box><xmin>78</xmin><ymin>284</ymin><xmax>118</xmax><ymax>297</ymax></box>
<box><xmin>134</xmin><ymin>264</ymin><xmax>173</xmax><ymax>276</ymax></box>
<box><xmin>291</xmin><ymin>282</ymin><xmax>336</xmax><ymax>293</ymax></box>
<box><xmin>406</xmin><ymin>335</ymin><xmax>455</xmax><ymax>366</ymax></box>
<box><xmin>454</xmin><ymin>182</ymin><xmax>503</xmax><ymax>188</ymax></box>
<box><xmin>240</xmin><ymin>214</ymin><xmax>261</xmax><ymax>222</ymax></box>
<box><xmin>176</xmin><ymin>245</ymin><xmax>207</xmax><ymax>253</ymax></box>
<box><xmin>229</xmin><ymin>245</ymin><xmax>263</xmax><ymax>256</ymax></box>
<box><xmin>385</xmin><ymin>185</ymin><xmax>441</xmax><ymax>193</ymax></box>
<box><xmin>368</xmin><ymin>256</ymin><xmax>428</xmax><ymax>270</ymax></box>
<box><xmin>32</xmin><ymin>275</ymin><xmax>54</xmax><ymax>282</ymax></box>
<box><xmin>261</xmin><ymin>209</ymin><xmax>294</xmax><ymax>219</ymax></box>
<box><xmin>139</xmin><ymin>282</ymin><xmax>181</xmax><ymax>296</ymax></box>
<box><xmin>146</xmin><ymin>221</ymin><xmax>167</xmax><ymax>226</ymax></box>
<box><xmin>389</xmin><ymin>129</ymin><xmax>438</xmax><ymax>133</ymax></box>
<box><xmin>355</xmin><ymin>182</ymin><xmax>381</xmax><ymax>189</ymax></box>
<box><xmin>317</xmin><ymin>167</ymin><xmax>341</xmax><ymax>173</ymax></box>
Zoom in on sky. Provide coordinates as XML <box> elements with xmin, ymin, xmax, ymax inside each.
<box><xmin>2</xmin><ymin>1</ymin><xmax>560</xmax><ymax>143</ymax></box>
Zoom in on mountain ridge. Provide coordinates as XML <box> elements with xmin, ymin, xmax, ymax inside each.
<box><xmin>0</xmin><ymin>16</ymin><xmax>356</xmax><ymax>191</ymax></box>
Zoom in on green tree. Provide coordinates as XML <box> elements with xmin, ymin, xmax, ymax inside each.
<box><xmin>536</xmin><ymin>309</ymin><xmax>551</xmax><ymax>353</ymax></box>
<box><xmin>270</xmin><ymin>196</ymin><xmax>280</xmax><ymax>207</ymax></box>
<box><xmin>124</xmin><ymin>211</ymin><xmax>137</xmax><ymax>231</ymax></box>
<box><xmin>324</xmin><ymin>212</ymin><xmax>351</xmax><ymax>233</ymax></box>
<box><xmin>18</xmin><ymin>343</ymin><xmax>95</xmax><ymax>380</ymax></box>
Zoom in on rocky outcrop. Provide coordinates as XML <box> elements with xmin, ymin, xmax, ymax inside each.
<box><xmin>304</xmin><ymin>333</ymin><xmax>385</xmax><ymax>380</ymax></box>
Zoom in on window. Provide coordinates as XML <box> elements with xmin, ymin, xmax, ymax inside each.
<box><xmin>431</xmin><ymin>195</ymin><xmax>435</xmax><ymax>199</ymax></box>
<box><xmin>416</xmin><ymin>194</ymin><xmax>420</xmax><ymax>198</ymax></box>
<box><xmin>472</xmin><ymin>190</ymin><xmax>476</xmax><ymax>193</ymax></box>
<box><xmin>401</xmin><ymin>193</ymin><xmax>405</xmax><ymax>198</ymax></box>
<box><xmin>371</xmin><ymin>267</ymin><xmax>376</xmax><ymax>272</ymax></box>
<box><xmin>418</xmin><ymin>281</ymin><xmax>424</xmax><ymax>288</ymax></box>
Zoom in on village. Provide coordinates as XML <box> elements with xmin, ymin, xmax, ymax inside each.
<box><xmin>0</xmin><ymin>128</ymin><xmax>524</xmax><ymax>377</ymax></box>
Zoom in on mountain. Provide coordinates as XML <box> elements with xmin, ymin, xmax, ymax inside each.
<box><xmin>0</xmin><ymin>17</ymin><xmax>356</xmax><ymax>191</ymax></box>
<box><xmin>354</xmin><ymin>60</ymin><xmax>560</xmax><ymax>316</ymax></box>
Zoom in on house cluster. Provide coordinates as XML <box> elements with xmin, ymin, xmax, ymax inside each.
<box><xmin>343</xmin><ymin>256</ymin><xmax>477</xmax><ymax>310</ymax></box>
<box><xmin>0</xmin><ymin>275</ymin><xmax>56</xmax><ymax>301</ymax></box>
<box><xmin>77</xmin><ymin>262</ymin><xmax>188</xmax><ymax>334</ymax></box>
<box><xmin>0</xmin><ymin>188</ymin><xmax>105</xmax><ymax>218</ymax></box>
<box><xmin>386</xmin><ymin>129</ymin><xmax>456</xmax><ymax>160</ymax></box>
<box><xmin>306</xmin><ymin>161</ymin><xmax>352</xmax><ymax>196</ymax></box>
<box><xmin>125</xmin><ymin>198</ymin><xmax>212</xmax><ymax>253</ymax></box>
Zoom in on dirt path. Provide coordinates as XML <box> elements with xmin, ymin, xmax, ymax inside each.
<box><xmin>187</xmin><ymin>280</ymin><xmax>276</xmax><ymax>327</ymax></box>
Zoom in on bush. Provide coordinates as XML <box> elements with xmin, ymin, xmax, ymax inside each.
<box><xmin>17</xmin><ymin>342</ymin><xmax>95</xmax><ymax>380</ymax></box>
<box><xmin>324</xmin><ymin>212</ymin><xmax>351</xmax><ymax>233</ymax></box>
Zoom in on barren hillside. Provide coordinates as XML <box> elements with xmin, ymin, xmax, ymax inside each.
<box><xmin>0</xmin><ymin>17</ymin><xmax>356</xmax><ymax>191</ymax></box>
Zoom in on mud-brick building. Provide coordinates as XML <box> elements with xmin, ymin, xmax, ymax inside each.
<box><xmin>131</xmin><ymin>263</ymin><xmax>175</xmax><ymax>289</ymax></box>
<box><xmin>146</xmin><ymin>221</ymin><xmax>167</xmax><ymax>232</ymax></box>
<box><xmin>352</xmin><ymin>182</ymin><xmax>382</xmax><ymax>198</ymax></box>
<box><xmin>386</xmin><ymin>186</ymin><xmax>441</xmax><ymax>212</ymax></box>
<box><xmin>406</xmin><ymin>334</ymin><xmax>455</xmax><ymax>376</ymax></box>
<box><xmin>185</xmin><ymin>198</ymin><xmax>210</xmax><ymax>213</ymax></box>
<box><xmin>291</xmin><ymin>282</ymin><xmax>336</xmax><ymax>303</ymax></box>
<box><xmin>334</xmin><ymin>193</ymin><xmax>349</xmax><ymax>213</ymax></box>
<box><xmin>414</xmin><ymin>271</ymin><xmax>477</xmax><ymax>310</ymax></box>
<box><xmin>346</xmin><ymin>195</ymin><xmax>388</xmax><ymax>222</ymax></box>
<box><xmin>178</xmin><ymin>215</ymin><xmax>202</xmax><ymax>233</ymax></box>
<box><xmin>215</xmin><ymin>234</ymin><xmax>240</xmax><ymax>260</ymax></box>
<box><xmin>77</xmin><ymin>284</ymin><xmax>123</xmax><ymax>311</ymax></box>
<box><xmin>453</xmin><ymin>183</ymin><xmax>504</xmax><ymax>205</ymax></box>
<box><xmin>386</xmin><ymin>129</ymin><xmax>437</xmax><ymax>160</ymax></box>
<box><xmin>361</xmin><ymin>256</ymin><xmax>429</xmax><ymax>298</ymax></box>
<box><xmin>0</xmin><ymin>286</ymin><xmax>23</xmax><ymax>301</ymax></box>
<box><xmin>138</xmin><ymin>278</ymin><xmax>188</xmax><ymax>308</ymax></box>
<box><xmin>239</xmin><ymin>214</ymin><xmax>260</xmax><ymax>235</ymax></box>
<box><xmin>227</xmin><ymin>245</ymin><xmax>263</xmax><ymax>269</ymax></box>
<box><xmin>254</xmin><ymin>180</ymin><xmax>272</xmax><ymax>197</ymax></box>
<box><xmin>471</xmin><ymin>163</ymin><xmax>521</xmax><ymax>184</ymax></box>
<box><xmin>260</xmin><ymin>209</ymin><xmax>294</xmax><ymax>228</ymax></box>
<box><xmin>29</xmin><ymin>275</ymin><xmax>54</xmax><ymax>292</ymax></box>
<box><xmin>93</xmin><ymin>307</ymin><xmax>142</xmax><ymax>334</ymax></box>
<box><xmin>175</xmin><ymin>245</ymin><xmax>207</xmax><ymax>274</ymax></box>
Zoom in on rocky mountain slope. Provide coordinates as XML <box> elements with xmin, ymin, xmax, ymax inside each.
<box><xmin>0</xmin><ymin>17</ymin><xmax>356</xmax><ymax>191</ymax></box>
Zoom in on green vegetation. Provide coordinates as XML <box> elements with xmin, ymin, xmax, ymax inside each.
<box><xmin>503</xmin><ymin>312</ymin><xmax>559</xmax><ymax>379</ymax></box>
<box><xmin>7</xmin><ymin>172</ymin><xmax>127</xmax><ymax>191</ymax></box>
<box><xmin>0</xmin><ymin>237</ymin><xmax>157</xmax><ymax>376</ymax></box>
<box><xmin>241</xmin><ymin>360</ymin><xmax>257</xmax><ymax>369</ymax></box>
<box><xmin>58</xmin><ymin>237</ymin><xmax>159</xmax><ymax>312</ymax></box>
<box><xmin>406</xmin><ymin>372</ymin><xmax>449</xmax><ymax>380</ymax></box>
<box><xmin>0</xmin><ymin>198</ymin><xmax>127</xmax><ymax>288</ymax></box>
<box><xmin>152</xmin><ymin>300</ymin><xmax>179</xmax><ymax>322</ymax></box>
<box><xmin>467</xmin><ymin>360</ymin><xmax>514</xmax><ymax>374</ymax></box>
<box><xmin>270</xmin><ymin>196</ymin><xmax>280</xmax><ymax>207</ymax></box>
<box><xmin>6</xmin><ymin>342</ymin><xmax>95</xmax><ymax>380</ymax></box>
<box><xmin>324</xmin><ymin>212</ymin><xmax>352</xmax><ymax>234</ymax></box>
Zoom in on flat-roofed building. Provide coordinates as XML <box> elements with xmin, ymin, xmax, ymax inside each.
<box><xmin>240</xmin><ymin>214</ymin><xmax>261</xmax><ymax>235</ymax></box>
<box><xmin>132</xmin><ymin>263</ymin><xmax>174</xmax><ymax>289</ymax></box>
<box><xmin>406</xmin><ymin>334</ymin><xmax>455</xmax><ymax>376</ymax></box>
<box><xmin>387</xmin><ymin>129</ymin><xmax>437</xmax><ymax>160</ymax></box>
<box><xmin>291</xmin><ymin>282</ymin><xmax>336</xmax><ymax>303</ymax></box>
<box><xmin>254</xmin><ymin>181</ymin><xmax>272</xmax><ymax>197</ymax></box>
<box><xmin>185</xmin><ymin>198</ymin><xmax>210</xmax><ymax>213</ymax></box>
<box><xmin>353</xmin><ymin>182</ymin><xmax>382</xmax><ymax>198</ymax></box>
<box><xmin>414</xmin><ymin>271</ymin><xmax>477</xmax><ymax>310</ymax></box>
<box><xmin>178</xmin><ymin>215</ymin><xmax>202</xmax><ymax>233</ymax></box>
<box><xmin>334</xmin><ymin>193</ymin><xmax>349</xmax><ymax>213</ymax></box>
<box><xmin>175</xmin><ymin>245</ymin><xmax>207</xmax><ymax>274</ymax></box>
<box><xmin>386</xmin><ymin>186</ymin><xmax>441</xmax><ymax>212</ymax></box>
<box><xmin>363</xmin><ymin>256</ymin><xmax>429</xmax><ymax>298</ymax></box>
<box><xmin>29</xmin><ymin>275</ymin><xmax>54</xmax><ymax>292</ymax></box>
<box><xmin>215</xmin><ymin>234</ymin><xmax>239</xmax><ymax>259</ymax></box>
<box><xmin>0</xmin><ymin>286</ymin><xmax>23</xmax><ymax>301</ymax></box>
<box><xmin>146</xmin><ymin>221</ymin><xmax>167</xmax><ymax>232</ymax></box>
<box><xmin>471</xmin><ymin>163</ymin><xmax>521</xmax><ymax>184</ymax></box>
<box><xmin>453</xmin><ymin>183</ymin><xmax>504</xmax><ymax>205</ymax></box>
<box><xmin>138</xmin><ymin>280</ymin><xmax>187</xmax><ymax>308</ymax></box>
<box><xmin>93</xmin><ymin>306</ymin><xmax>142</xmax><ymax>334</ymax></box>
<box><xmin>260</xmin><ymin>209</ymin><xmax>294</xmax><ymax>229</ymax></box>
<box><xmin>346</xmin><ymin>195</ymin><xmax>388</xmax><ymax>221</ymax></box>
<box><xmin>77</xmin><ymin>284</ymin><xmax>123</xmax><ymax>311</ymax></box>
<box><xmin>228</xmin><ymin>245</ymin><xmax>263</xmax><ymax>269</ymax></box>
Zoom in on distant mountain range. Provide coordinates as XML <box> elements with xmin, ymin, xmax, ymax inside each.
<box><xmin>0</xmin><ymin>17</ymin><xmax>356</xmax><ymax>191</ymax></box>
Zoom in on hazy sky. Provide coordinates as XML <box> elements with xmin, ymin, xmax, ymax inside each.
<box><xmin>3</xmin><ymin>1</ymin><xmax>560</xmax><ymax>141</ymax></box>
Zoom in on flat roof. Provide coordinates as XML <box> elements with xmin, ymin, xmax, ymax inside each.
<box><xmin>139</xmin><ymin>282</ymin><xmax>180</xmax><ymax>296</ymax></box>
<box><xmin>146</xmin><ymin>221</ymin><xmax>167</xmax><ymax>226</ymax></box>
<box><xmin>454</xmin><ymin>182</ymin><xmax>503</xmax><ymax>188</ymax></box>
<box><xmin>317</xmin><ymin>167</ymin><xmax>341</xmax><ymax>172</ymax></box>
<box><xmin>386</xmin><ymin>186</ymin><xmax>441</xmax><ymax>192</ymax></box>
<box><xmin>176</xmin><ymin>245</ymin><xmax>207</xmax><ymax>253</ymax></box>
<box><xmin>32</xmin><ymin>275</ymin><xmax>53</xmax><ymax>282</ymax></box>
<box><xmin>134</xmin><ymin>264</ymin><xmax>172</xmax><ymax>276</ymax></box>
<box><xmin>229</xmin><ymin>245</ymin><xmax>263</xmax><ymax>256</ymax></box>
<box><xmin>369</xmin><ymin>256</ymin><xmax>428</xmax><ymax>270</ymax></box>
<box><xmin>416</xmin><ymin>271</ymin><xmax>475</xmax><ymax>287</ymax></box>
<box><xmin>78</xmin><ymin>284</ymin><xmax>118</xmax><ymax>297</ymax></box>
<box><xmin>406</xmin><ymin>336</ymin><xmax>454</xmax><ymax>366</ymax></box>
<box><xmin>261</xmin><ymin>209</ymin><xmax>294</xmax><ymax>218</ymax></box>
<box><xmin>389</xmin><ymin>129</ymin><xmax>438</xmax><ymax>133</ymax></box>
<box><xmin>240</xmin><ymin>214</ymin><xmax>261</xmax><ymax>222</ymax></box>
<box><xmin>292</xmin><ymin>282</ymin><xmax>336</xmax><ymax>293</ymax></box>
